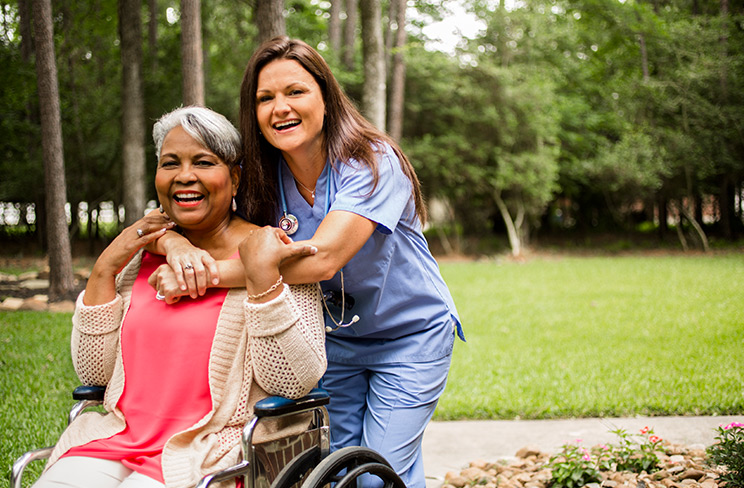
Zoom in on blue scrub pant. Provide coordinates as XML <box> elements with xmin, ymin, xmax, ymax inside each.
<box><xmin>322</xmin><ymin>353</ymin><xmax>452</xmax><ymax>488</ymax></box>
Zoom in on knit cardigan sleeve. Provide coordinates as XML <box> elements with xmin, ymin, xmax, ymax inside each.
<box><xmin>70</xmin><ymin>254</ymin><xmax>140</xmax><ymax>386</ymax></box>
<box><xmin>244</xmin><ymin>283</ymin><xmax>326</xmax><ymax>399</ymax></box>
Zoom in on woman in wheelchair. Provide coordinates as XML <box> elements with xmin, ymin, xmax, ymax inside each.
<box><xmin>32</xmin><ymin>106</ymin><xmax>327</xmax><ymax>488</ymax></box>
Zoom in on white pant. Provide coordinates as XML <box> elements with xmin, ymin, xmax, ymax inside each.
<box><xmin>33</xmin><ymin>457</ymin><xmax>165</xmax><ymax>488</ymax></box>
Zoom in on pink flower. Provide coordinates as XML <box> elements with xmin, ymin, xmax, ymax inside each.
<box><xmin>580</xmin><ymin>447</ymin><xmax>591</xmax><ymax>461</ymax></box>
<box><xmin>723</xmin><ymin>422</ymin><xmax>744</xmax><ymax>430</ymax></box>
<box><xmin>640</xmin><ymin>426</ymin><xmax>650</xmax><ymax>434</ymax></box>
<box><xmin>649</xmin><ymin>435</ymin><xmax>661</xmax><ymax>443</ymax></box>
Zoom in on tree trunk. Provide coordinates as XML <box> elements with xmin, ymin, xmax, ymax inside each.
<box><xmin>19</xmin><ymin>0</ymin><xmax>33</xmax><ymax>60</ymax></box>
<box><xmin>148</xmin><ymin>0</ymin><xmax>158</xmax><ymax>72</ymax></box>
<box><xmin>328</xmin><ymin>0</ymin><xmax>342</xmax><ymax>55</ymax></box>
<box><xmin>181</xmin><ymin>0</ymin><xmax>205</xmax><ymax>106</ymax></box>
<box><xmin>342</xmin><ymin>0</ymin><xmax>357</xmax><ymax>69</ymax></box>
<box><xmin>120</xmin><ymin>0</ymin><xmax>147</xmax><ymax>226</ymax></box>
<box><xmin>255</xmin><ymin>0</ymin><xmax>285</xmax><ymax>42</ymax></box>
<box><xmin>360</xmin><ymin>0</ymin><xmax>386</xmax><ymax>129</ymax></box>
<box><xmin>638</xmin><ymin>33</ymin><xmax>650</xmax><ymax>82</ymax></box>
<box><xmin>387</xmin><ymin>0</ymin><xmax>406</xmax><ymax>141</ymax></box>
<box><xmin>680</xmin><ymin>201</ymin><xmax>709</xmax><ymax>252</ymax></box>
<box><xmin>32</xmin><ymin>0</ymin><xmax>75</xmax><ymax>301</ymax></box>
<box><xmin>494</xmin><ymin>190</ymin><xmax>522</xmax><ymax>257</ymax></box>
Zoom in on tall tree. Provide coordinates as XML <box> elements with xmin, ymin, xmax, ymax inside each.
<box><xmin>120</xmin><ymin>0</ymin><xmax>147</xmax><ymax>226</ymax></box>
<box><xmin>387</xmin><ymin>0</ymin><xmax>406</xmax><ymax>141</ymax></box>
<box><xmin>360</xmin><ymin>0</ymin><xmax>385</xmax><ymax>129</ymax></box>
<box><xmin>181</xmin><ymin>0</ymin><xmax>205</xmax><ymax>105</ymax></box>
<box><xmin>148</xmin><ymin>0</ymin><xmax>158</xmax><ymax>72</ymax></box>
<box><xmin>328</xmin><ymin>0</ymin><xmax>342</xmax><ymax>54</ymax></box>
<box><xmin>255</xmin><ymin>0</ymin><xmax>285</xmax><ymax>42</ymax></box>
<box><xmin>342</xmin><ymin>0</ymin><xmax>357</xmax><ymax>69</ymax></box>
<box><xmin>31</xmin><ymin>0</ymin><xmax>74</xmax><ymax>300</ymax></box>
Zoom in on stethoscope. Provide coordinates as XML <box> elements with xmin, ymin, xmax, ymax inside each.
<box><xmin>277</xmin><ymin>162</ymin><xmax>360</xmax><ymax>333</ymax></box>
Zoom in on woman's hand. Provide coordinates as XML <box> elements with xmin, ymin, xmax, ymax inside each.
<box><xmin>147</xmin><ymin>264</ymin><xmax>187</xmax><ymax>304</ymax></box>
<box><xmin>239</xmin><ymin>227</ymin><xmax>317</xmax><ymax>301</ymax></box>
<box><xmin>85</xmin><ymin>213</ymin><xmax>176</xmax><ymax>305</ymax></box>
<box><xmin>156</xmin><ymin>231</ymin><xmax>220</xmax><ymax>297</ymax></box>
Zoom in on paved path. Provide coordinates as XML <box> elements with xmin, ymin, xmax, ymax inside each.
<box><xmin>422</xmin><ymin>415</ymin><xmax>742</xmax><ymax>487</ymax></box>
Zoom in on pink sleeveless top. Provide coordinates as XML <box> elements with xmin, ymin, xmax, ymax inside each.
<box><xmin>64</xmin><ymin>252</ymin><xmax>229</xmax><ymax>482</ymax></box>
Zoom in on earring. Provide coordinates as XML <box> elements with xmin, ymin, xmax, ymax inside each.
<box><xmin>159</xmin><ymin>204</ymin><xmax>164</xmax><ymax>213</ymax></box>
<box><xmin>232</xmin><ymin>197</ymin><xmax>237</xmax><ymax>212</ymax></box>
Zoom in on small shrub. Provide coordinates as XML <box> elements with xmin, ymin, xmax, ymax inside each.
<box><xmin>707</xmin><ymin>421</ymin><xmax>744</xmax><ymax>488</ymax></box>
<box><xmin>548</xmin><ymin>427</ymin><xmax>665</xmax><ymax>488</ymax></box>
<box><xmin>549</xmin><ymin>440</ymin><xmax>602</xmax><ymax>488</ymax></box>
<box><xmin>606</xmin><ymin>426</ymin><xmax>664</xmax><ymax>473</ymax></box>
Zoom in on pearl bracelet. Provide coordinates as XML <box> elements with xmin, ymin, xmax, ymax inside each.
<box><xmin>247</xmin><ymin>275</ymin><xmax>283</xmax><ymax>301</ymax></box>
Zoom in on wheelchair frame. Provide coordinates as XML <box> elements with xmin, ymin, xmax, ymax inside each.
<box><xmin>11</xmin><ymin>386</ymin><xmax>405</xmax><ymax>488</ymax></box>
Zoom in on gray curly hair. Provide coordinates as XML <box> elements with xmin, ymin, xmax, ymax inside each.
<box><xmin>153</xmin><ymin>106</ymin><xmax>242</xmax><ymax>168</ymax></box>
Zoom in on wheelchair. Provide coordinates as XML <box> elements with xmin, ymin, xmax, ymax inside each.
<box><xmin>11</xmin><ymin>385</ymin><xmax>405</xmax><ymax>488</ymax></box>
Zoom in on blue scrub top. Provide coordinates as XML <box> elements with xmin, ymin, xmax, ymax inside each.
<box><xmin>279</xmin><ymin>144</ymin><xmax>464</xmax><ymax>365</ymax></box>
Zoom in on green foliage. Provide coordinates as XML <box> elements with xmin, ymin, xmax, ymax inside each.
<box><xmin>549</xmin><ymin>441</ymin><xmax>602</xmax><ymax>488</ymax></box>
<box><xmin>707</xmin><ymin>422</ymin><xmax>744</xmax><ymax>488</ymax></box>
<box><xmin>549</xmin><ymin>427</ymin><xmax>665</xmax><ymax>488</ymax></box>
<box><xmin>604</xmin><ymin>427</ymin><xmax>664</xmax><ymax>473</ymax></box>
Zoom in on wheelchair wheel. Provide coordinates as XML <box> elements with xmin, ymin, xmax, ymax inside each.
<box><xmin>270</xmin><ymin>445</ymin><xmax>322</xmax><ymax>488</ymax></box>
<box><xmin>300</xmin><ymin>446</ymin><xmax>406</xmax><ymax>488</ymax></box>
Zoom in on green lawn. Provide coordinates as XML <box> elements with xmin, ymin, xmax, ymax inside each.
<box><xmin>438</xmin><ymin>253</ymin><xmax>744</xmax><ymax>419</ymax></box>
<box><xmin>2</xmin><ymin>253</ymin><xmax>743</xmax><ymax>484</ymax></box>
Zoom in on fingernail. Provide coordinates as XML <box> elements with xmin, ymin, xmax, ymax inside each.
<box><xmin>181</xmin><ymin>285</ymin><xmax>187</xmax><ymax>291</ymax></box>
<box><xmin>309</xmin><ymin>246</ymin><xmax>318</xmax><ymax>254</ymax></box>
<box><xmin>212</xmin><ymin>278</ymin><xmax>219</xmax><ymax>285</ymax></box>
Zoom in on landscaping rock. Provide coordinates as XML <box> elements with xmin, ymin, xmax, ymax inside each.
<box><xmin>435</xmin><ymin>442</ymin><xmax>724</xmax><ymax>488</ymax></box>
<box><xmin>1</xmin><ymin>297</ymin><xmax>24</xmax><ymax>310</ymax></box>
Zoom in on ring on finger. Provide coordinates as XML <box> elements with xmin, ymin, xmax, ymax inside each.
<box><xmin>155</xmin><ymin>291</ymin><xmax>166</xmax><ymax>301</ymax></box>
<box><xmin>184</xmin><ymin>263</ymin><xmax>194</xmax><ymax>270</ymax></box>
<box><xmin>136</xmin><ymin>228</ymin><xmax>144</xmax><ymax>238</ymax></box>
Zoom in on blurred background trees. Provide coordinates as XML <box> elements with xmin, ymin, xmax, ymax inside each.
<box><xmin>1</xmin><ymin>0</ymin><xmax>742</xmax><ymax>271</ymax></box>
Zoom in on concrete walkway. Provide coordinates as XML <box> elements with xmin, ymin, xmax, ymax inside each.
<box><xmin>422</xmin><ymin>415</ymin><xmax>742</xmax><ymax>487</ymax></box>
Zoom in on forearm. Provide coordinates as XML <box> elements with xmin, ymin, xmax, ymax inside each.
<box><xmin>83</xmin><ymin>263</ymin><xmax>118</xmax><ymax>305</ymax></box>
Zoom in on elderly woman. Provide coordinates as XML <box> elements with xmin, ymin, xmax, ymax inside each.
<box><xmin>32</xmin><ymin>106</ymin><xmax>326</xmax><ymax>488</ymax></box>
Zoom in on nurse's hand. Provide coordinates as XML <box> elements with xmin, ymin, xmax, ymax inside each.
<box><xmin>239</xmin><ymin>227</ymin><xmax>317</xmax><ymax>301</ymax></box>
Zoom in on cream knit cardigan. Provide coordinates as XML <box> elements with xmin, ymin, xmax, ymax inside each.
<box><xmin>46</xmin><ymin>252</ymin><xmax>327</xmax><ymax>488</ymax></box>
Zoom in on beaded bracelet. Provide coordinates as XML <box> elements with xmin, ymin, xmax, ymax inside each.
<box><xmin>247</xmin><ymin>275</ymin><xmax>283</xmax><ymax>301</ymax></box>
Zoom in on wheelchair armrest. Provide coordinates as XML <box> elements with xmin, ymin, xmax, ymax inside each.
<box><xmin>253</xmin><ymin>388</ymin><xmax>329</xmax><ymax>418</ymax></box>
<box><xmin>73</xmin><ymin>385</ymin><xmax>106</xmax><ymax>401</ymax></box>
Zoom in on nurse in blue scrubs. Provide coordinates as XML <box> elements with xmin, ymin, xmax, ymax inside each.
<box><xmin>155</xmin><ymin>37</ymin><xmax>464</xmax><ymax>488</ymax></box>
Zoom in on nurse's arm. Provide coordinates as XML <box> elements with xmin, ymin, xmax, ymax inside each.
<box><xmin>281</xmin><ymin>209</ymin><xmax>376</xmax><ymax>283</ymax></box>
<box><xmin>209</xmin><ymin>210</ymin><xmax>375</xmax><ymax>287</ymax></box>
<box><xmin>151</xmin><ymin>210</ymin><xmax>375</xmax><ymax>292</ymax></box>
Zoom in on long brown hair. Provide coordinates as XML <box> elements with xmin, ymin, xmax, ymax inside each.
<box><xmin>238</xmin><ymin>36</ymin><xmax>426</xmax><ymax>226</ymax></box>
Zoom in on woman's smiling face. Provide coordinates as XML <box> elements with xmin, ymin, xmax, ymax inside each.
<box><xmin>255</xmin><ymin>59</ymin><xmax>326</xmax><ymax>166</ymax></box>
<box><xmin>155</xmin><ymin>126</ymin><xmax>238</xmax><ymax>232</ymax></box>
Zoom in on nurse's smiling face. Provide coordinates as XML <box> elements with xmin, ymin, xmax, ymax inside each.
<box><xmin>255</xmin><ymin>59</ymin><xmax>326</xmax><ymax>168</ymax></box>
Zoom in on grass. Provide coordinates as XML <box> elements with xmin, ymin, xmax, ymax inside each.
<box><xmin>1</xmin><ymin>311</ymin><xmax>77</xmax><ymax>487</ymax></box>
<box><xmin>1</xmin><ymin>253</ymin><xmax>743</xmax><ymax>484</ymax></box>
<box><xmin>437</xmin><ymin>253</ymin><xmax>744</xmax><ymax>420</ymax></box>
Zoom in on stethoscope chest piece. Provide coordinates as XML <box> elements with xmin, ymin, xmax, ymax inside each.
<box><xmin>279</xmin><ymin>213</ymin><xmax>299</xmax><ymax>235</ymax></box>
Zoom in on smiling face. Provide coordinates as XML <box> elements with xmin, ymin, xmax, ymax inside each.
<box><xmin>255</xmin><ymin>58</ymin><xmax>327</xmax><ymax>169</ymax></box>
<box><xmin>155</xmin><ymin>126</ymin><xmax>239</xmax><ymax>232</ymax></box>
